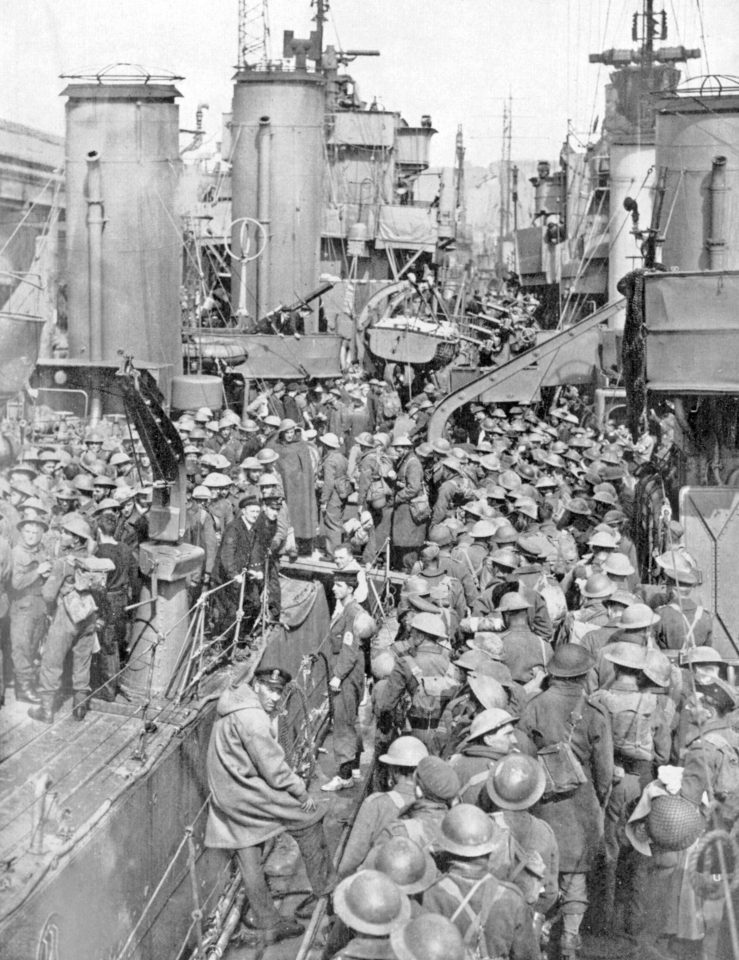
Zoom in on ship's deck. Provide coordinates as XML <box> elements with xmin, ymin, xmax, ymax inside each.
<box><xmin>0</xmin><ymin>688</ymin><xmax>195</xmax><ymax>917</ymax></box>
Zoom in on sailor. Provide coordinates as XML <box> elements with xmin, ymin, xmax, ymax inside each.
<box><xmin>204</xmin><ymin>663</ymin><xmax>333</xmax><ymax>945</ymax></box>
<box><xmin>322</xmin><ymin>563</ymin><xmax>372</xmax><ymax>791</ymax></box>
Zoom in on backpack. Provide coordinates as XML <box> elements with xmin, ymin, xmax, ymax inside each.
<box><xmin>597</xmin><ymin>690</ymin><xmax>656</xmax><ymax>761</ymax></box>
<box><xmin>333</xmin><ymin>473</ymin><xmax>354</xmax><ymax>500</ymax></box>
<box><xmin>404</xmin><ymin>654</ymin><xmax>461</xmax><ymax>720</ymax></box>
<box><xmin>537</xmin><ymin>691</ymin><xmax>588</xmax><ymax>798</ymax></box>
<box><xmin>381</xmin><ymin>389</ymin><xmax>402</xmax><ymax>420</ymax></box>
<box><xmin>437</xmin><ymin>874</ymin><xmax>508</xmax><ymax>960</ymax></box>
<box><xmin>702</xmin><ymin>730</ymin><xmax>739</xmax><ymax>822</ymax></box>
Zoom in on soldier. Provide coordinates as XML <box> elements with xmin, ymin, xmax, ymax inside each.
<box><xmin>10</xmin><ymin>516</ymin><xmax>52</xmax><ymax>703</ymax></box>
<box><xmin>183</xmin><ymin>485</ymin><xmax>219</xmax><ymax>600</ymax></box>
<box><xmin>654</xmin><ymin>555</ymin><xmax>713</xmax><ymax>651</ymax></box>
<box><xmin>519</xmin><ymin>644</ymin><xmax>614</xmax><ymax>960</ymax></box>
<box><xmin>29</xmin><ymin>538</ymin><xmax>115</xmax><ymax>724</ymax></box>
<box><xmin>495</xmin><ymin>592</ymin><xmax>551</xmax><ymax>685</ymax></box>
<box><xmin>204</xmin><ymin>663</ymin><xmax>333</xmax><ymax>945</ymax></box>
<box><xmin>481</xmin><ymin>753</ymin><xmax>560</xmax><ymax>918</ymax></box>
<box><xmin>377</xmin><ymin>612</ymin><xmax>463</xmax><ymax>755</ymax></box>
<box><xmin>330</xmin><ymin>871</ymin><xmax>410</xmax><ymax>960</ymax></box>
<box><xmin>318</xmin><ymin>432</ymin><xmax>351</xmax><ymax>557</ymax></box>
<box><xmin>390</xmin><ymin>912</ymin><xmax>467</xmax><ymax>960</ymax></box>
<box><xmin>448</xmin><ymin>707</ymin><xmax>521</xmax><ymax>803</ymax></box>
<box><xmin>380</xmin><ymin>755</ymin><xmax>461</xmax><ymax>852</ymax></box>
<box><xmin>422</xmin><ymin>804</ymin><xmax>539</xmax><ymax>960</ymax></box>
<box><xmin>337</xmin><ymin>735</ymin><xmax>427</xmax><ymax>877</ymax></box>
<box><xmin>390</xmin><ymin>435</ymin><xmax>427</xmax><ymax>572</ymax></box>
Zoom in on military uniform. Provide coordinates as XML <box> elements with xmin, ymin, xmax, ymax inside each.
<box><xmin>422</xmin><ymin>862</ymin><xmax>539</xmax><ymax>960</ymax></box>
<box><xmin>378</xmin><ymin>639</ymin><xmax>463</xmax><ymax>754</ymax></box>
<box><xmin>10</xmin><ymin>540</ymin><xmax>50</xmax><ymax>693</ymax></box>
<box><xmin>337</xmin><ymin>779</ymin><xmax>416</xmax><ymax>878</ymax></box>
<box><xmin>655</xmin><ymin>599</ymin><xmax>713</xmax><ymax>651</ymax></box>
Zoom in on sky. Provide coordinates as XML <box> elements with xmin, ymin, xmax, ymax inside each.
<box><xmin>2</xmin><ymin>0</ymin><xmax>737</xmax><ymax>168</ymax></box>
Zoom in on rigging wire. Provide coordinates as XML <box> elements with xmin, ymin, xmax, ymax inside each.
<box><xmin>694</xmin><ymin>0</ymin><xmax>711</xmax><ymax>74</ymax></box>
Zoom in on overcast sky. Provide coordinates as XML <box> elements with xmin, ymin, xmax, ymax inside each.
<box><xmin>2</xmin><ymin>0</ymin><xmax>736</xmax><ymax>167</ymax></box>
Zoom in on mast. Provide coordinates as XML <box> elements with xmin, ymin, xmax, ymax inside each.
<box><xmin>497</xmin><ymin>94</ymin><xmax>513</xmax><ymax>277</ymax></box>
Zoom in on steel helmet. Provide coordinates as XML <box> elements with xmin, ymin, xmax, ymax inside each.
<box><xmin>565</xmin><ymin>497</ymin><xmax>591</xmax><ymax>516</ymax></box>
<box><xmin>402</xmin><ymin>575</ymin><xmax>431</xmax><ymax>598</ymax></box>
<box><xmin>467</xmin><ymin>631</ymin><xmax>505</xmax><ymax>659</ymax></box>
<box><xmin>494</xmin><ymin>524</ymin><xmax>518</xmax><ymax>545</ymax></box>
<box><xmin>319</xmin><ymin>432</ymin><xmax>340</xmax><ymax>449</ymax></box>
<box><xmin>191</xmin><ymin>485</ymin><xmax>212</xmax><ymax>501</ymax></box>
<box><xmin>73</xmin><ymin>474</ymin><xmax>95</xmax><ymax>493</ymax></box>
<box><xmin>438</xmin><ymin>804</ymin><xmax>499</xmax><ymax>857</ymax></box>
<box><xmin>365</xmin><ymin>837</ymin><xmax>437</xmax><ymax>895</ymax></box>
<box><xmin>680</xmin><ymin>646</ymin><xmax>724</xmax><ymax>667</ymax></box>
<box><xmin>498</xmin><ymin>592</ymin><xmax>530</xmax><ymax>613</ymax></box>
<box><xmin>371</xmin><ymin>650</ymin><xmax>396</xmax><ymax>679</ymax></box>
<box><xmin>512</xmin><ymin>497</ymin><xmax>538</xmax><ymax>519</ymax></box>
<box><xmin>588</xmin><ymin>529</ymin><xmax>617</xmax><ymax>550</ymax></box>
<box><xmin>333</xmin><ymin>870</ymin><xmax>411</xmax><ymax>935</ymax></box>
<box><xmin>428</xmin><ymin>524</ymin><xmax>453</xmax><ymax>546</ymax></box>
<box><xmin>202</xmin><ymin>472</ymin><xmax>232</xmax><ymax>488</ymax></box>
<box><xmin>390</xmin><ymin>914</ymin><xmax>466</xmax><ymax>960</ymax></box>
<box><xmin>603</xmin><ymin>553</ymin><xmax>635</xmax><ymax>577</ymax></box>
<box><xmin>486</xmin><ymin>754</ymin><xmax>546</xmax><ymax>810</ymax></box>
<box><xmin>499</xmin><ymin>469</ymin><xmax>522</xmax><ymax>491</ymax></box>
<box><xmin>603</xmin><ymin>641</ymin><xmax>647</xmax><ymax>670</ymax></box>
<box><xmin>655</xmin><ymin>551</ymin><xmax>698</xmax><ymax>585</ymax></box>
<box><xmin>489</xmin><ymin>548</ymin><xmax>519</xmax><ymax>570</ymax></box>
<box><xmin>480</xmin><ymin>454</ymin><xmax>501</xmax><ymax>472</ymax></box>
<box><xmin>467</xmin><ymin>707</ymin><xmax>518</xmax><ymax>741</ymax></box>
<box><xmin>470</xmin><ymin>519</ymin><xmax>498</xmax><ymax>539</ymax></box>
<box><xmin>455</xmin><ymin>649</ymin><xmax>494</xmax><ymax>673</ymax></box>
<box><xmin>646</xmin><ymin>795</ymin><xmax>704</xmax><ymax>851</ymax></box>
<box><xmin>61</xmin><ymin>514</ymin><xmax>93</xmax><ymax>541</ymax></box>
<box><xmin>410</xmin><ymin>612</ymin><xmax>448</xmax><ymax>640</ymax></box>
<box><xmin>547</xmin><ymin>643</ymin><xmax>594</xmax><ymax>678</ymax></box>
<box><xmin>93</xmin><ymin>497</ymin><xmax>120</xmax><ymax>515</ymax></box>
<box><xmin>485</xmin><ymin>483</ymin><xmax>507</xmax><ymax>501</ymax></box>
<box><xmin>643</xmin><ymin>648</ymin><xmax>673</xmax><ymax>687</ymax></box>
<box><xmin>113</xmin><ymin>485</ymin><xmax>136</xmax><ymax>504</ymax></box>
<box><xmin>378</xmin><ymin>736</ymin><xmax>429</xmax><ymax>767</ymax></box>
<box><xmin>354</xmin><ymin>610</ymin><xmax>377</xmax><ymax>641</ymax></box>
<box><xmin>620</xmin><ymin>603</ymin><xmax>661</xmax><ymax>630</ymax></box>
<box><xmin>581</xmin><ymin>573</ymin><xmax>616</xmax><ymax>599</ymax></box>
<box><xmin>468</xmin><ymin>674</ymin><xmax>507</xmax><ymax>710</ymax></box>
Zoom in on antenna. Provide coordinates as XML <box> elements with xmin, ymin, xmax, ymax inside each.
<box><xmin>238</xmin><ymin>0</ymin><xmax>270</xmax><ymax>68</ymax></box>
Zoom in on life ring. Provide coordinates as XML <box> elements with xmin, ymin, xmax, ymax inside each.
<box><xmin>339</xmin><ymin>339</ymin><xmax>353</xmax><ymax>373</ymax></box>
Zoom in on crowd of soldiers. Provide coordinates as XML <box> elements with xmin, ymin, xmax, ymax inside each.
<box><xmin>1</xmin><ymin>367</ymin><xmax>737</xmax><ymax>960</ymax></box>
<box><xmin>200</xmin><ymin>370</ymin><xmax>739</xmax><ymax>960</ymax></box>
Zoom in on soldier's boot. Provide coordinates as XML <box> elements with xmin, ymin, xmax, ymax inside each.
<box><xmin>28</xmin><ymin>693</ymin><xmax>55</xmax><ymax>724</ymax></box>
<box><xmin>95</xmin><ymin>652</ymin><xmax>120</xmax><ymax>702</ymax></box>
<box><xmin>15</xmin><ymin>682</ymin><xmax>40</xmax><ymax>704</ymax></box>
<box><xmin>559</xmin><ymin>932</ymin><xmax>581</xmax><ymax>960</ymax></box>
<box><xmin>72</xmin><ymin>690</ymin><xmax>90</xmax><ymax>721</ymax></box>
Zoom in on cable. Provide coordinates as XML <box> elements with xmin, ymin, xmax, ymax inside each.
<box><xmin>694</xmin><ymin>0</ymin><xmax>711</xmax><ymax>74</ymax></box>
